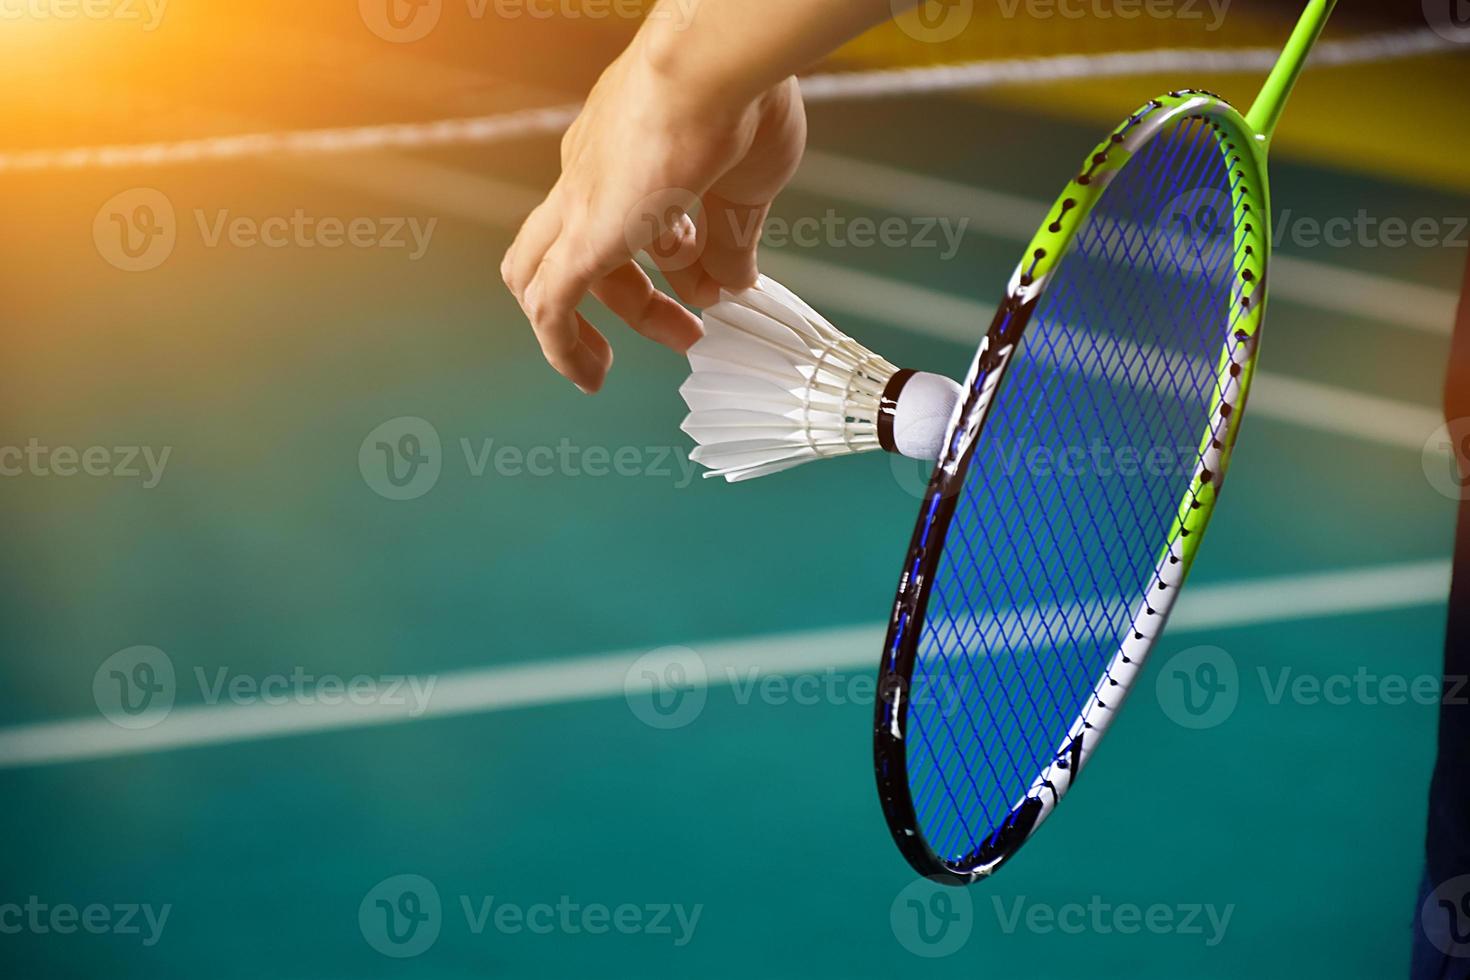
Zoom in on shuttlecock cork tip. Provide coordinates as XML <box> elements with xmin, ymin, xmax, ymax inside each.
<box><xmin>883</xmin><ymin>370</ymin><xmax>964</xmax><ymax>461</ymax></box>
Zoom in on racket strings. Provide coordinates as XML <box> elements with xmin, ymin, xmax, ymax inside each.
<box><xmin>913</xmin><ymin>140</ymin><xmax>1235</xmax><ymax>857</ymax></box>
<box><xmin>908</xmin><ymin>113</ymin><xmax>1243</xmax><ymax>864</ymax></box>
<box><xmin>1052</xmin><ymin>123</ymin><xmax>1244</xmax><ymax>519</ymax></box>
<box><xmin>916</xmin><ymin>538</ymin><xmax>1073</xmax><ymax>821</ymax></box>
<box><xmin>992</xmin><ymin>119</ymin><xmax>1236</xmax><ymax>548</ymax></box>
<box><xmin>915</xmin><ymin>535</ymin><xmax>1073</xmax><ymax>814</ymax></box>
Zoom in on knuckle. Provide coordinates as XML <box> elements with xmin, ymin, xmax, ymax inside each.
<box><xmin>524</xmin><ymin>291</ymin><xmax>548</xmax><ymax>323</ymax></box>
<box><xmin>541</xmin><ymin>343</ymin><xmax>578</xmax><ymax>375</ymax></box>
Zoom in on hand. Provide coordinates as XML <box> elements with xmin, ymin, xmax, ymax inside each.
<box><xmin>500</xmin><ymin>39</ymin><xmax>807</xmax><ymax>393</ymax></box>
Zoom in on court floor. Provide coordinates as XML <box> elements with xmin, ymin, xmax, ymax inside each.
<box><xmin>0</xmin><ymin>26</ymin><xmax>1467</xmax><ymax>980</ymax></box>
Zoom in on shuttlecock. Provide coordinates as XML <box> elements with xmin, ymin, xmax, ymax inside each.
<box><xmin>680</xmin><ymin>275</ymin><xmax>964</xmax><ymax>482</ymax></box>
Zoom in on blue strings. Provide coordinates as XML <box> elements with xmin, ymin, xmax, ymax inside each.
<box><xmin>907</xmin><ymin>115</ymin><xmax>1244</xmax><ymax>864</ymax></box>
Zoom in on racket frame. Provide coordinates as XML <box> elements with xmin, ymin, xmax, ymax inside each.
<box><xmin>872</xmin><ymin>90</ymin><xmax>1272</xmax><ymax>884</ymax></box>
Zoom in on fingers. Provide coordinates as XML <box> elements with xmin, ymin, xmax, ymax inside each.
<box><xmin>501</xmin><ymin>201</ymin><xmax>560</xmax><ymax>304</ymax></box>
<box><xmin>503</xmin><ymin>193</ymin><xmax>622</xmax><ymax>392</ymax></box>
<box><xmin>522</xmin><ymin>244</ymin><xmax>617</xmax><ymax>393</ymax></box>
<box><xmin>645</xmin><ymin>193</ymin><xmax>769</xmax><ymax>309</ymax></box>
<box><xmin>507</xmin><ymin>185</ymin><xmax>712</xmax><ymax>390</ymax></box>
<box><xmin>591</xmin><ymin>262</ymin><xmax>702</xmax><ymax>353</ymax></box>
<box><xmin>699</xmin><ymin>191</ymin><xmax>766</xmax><ymax>295</ymax></box>
<box><xmin>645</xmin><ymin>210</ymin><xmax>718</xmax><ymax>308</ymax></box>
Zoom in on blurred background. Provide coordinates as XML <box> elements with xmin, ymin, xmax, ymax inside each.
<box><xmin>0</xmin><ymin>1</ymin><xmax>1466</xmax><ymax>977</ymax></box>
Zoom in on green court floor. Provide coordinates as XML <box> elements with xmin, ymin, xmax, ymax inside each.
<box><xmin>0</xmin><ymin>86</ymin><xmax>1464</xmax><ymax>979</ymax></box>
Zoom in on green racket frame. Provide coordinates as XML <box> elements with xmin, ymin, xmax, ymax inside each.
<box><xmin>873</xmin><ymin>0</ymin><xmax>1336</xmax><ymax>884</ymax></box>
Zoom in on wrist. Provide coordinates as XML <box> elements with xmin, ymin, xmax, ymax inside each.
<box><xmin>633</xmin><ymin>13</ymin><xmax>772</xmax><ymax>115</ymax></box>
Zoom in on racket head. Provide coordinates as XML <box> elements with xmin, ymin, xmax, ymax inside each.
<box><xmin>873</xmin><ymin>91</ymin><xmax>1271</xmax><ymax>885</ymax></box>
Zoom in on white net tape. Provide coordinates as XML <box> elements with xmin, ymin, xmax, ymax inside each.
<box><xmin>0</xmin><ymin>29</ymin><xmax>1453</xmax><ymax>175</ymax></box>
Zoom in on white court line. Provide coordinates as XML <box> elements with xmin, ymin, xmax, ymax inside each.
<box><xmin>0</xmin><ymin>560</ymin><xmax>1449</xmax><ymax>770</ymax></box>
